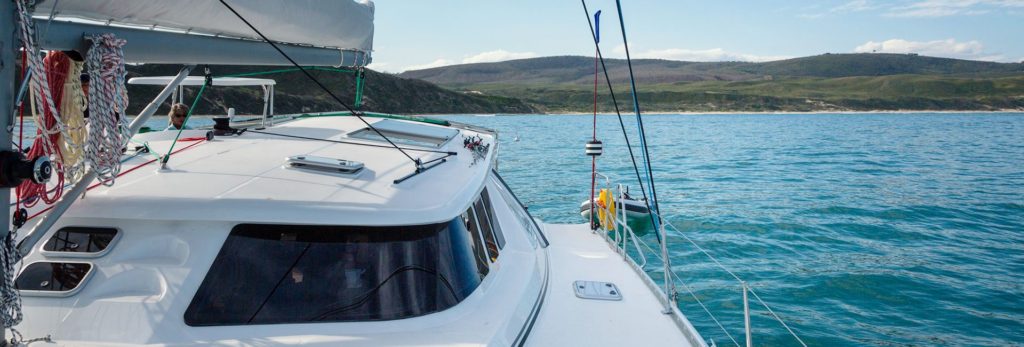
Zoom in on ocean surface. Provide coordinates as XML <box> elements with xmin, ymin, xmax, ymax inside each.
<box><xmin>433</xmin><ymin>113</ymin><xmax>1024</xmax><ymax>347</ymax></box>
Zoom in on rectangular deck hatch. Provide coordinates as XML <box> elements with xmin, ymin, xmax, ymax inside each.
<box><xmin>16</xmin><ymin>262</ymin><xmax>94</xmax><ymax>297</ymax></box>
<box><xmin>42</xmin><ymin>227</ymin><xmax>119</xmax><ymax>257</ymax></box>
<box><xmin>286</xmin><ymin>155</ymin><xmax>364</xmax><ymax>175</ymax></box>
<box><xmin>348</xmin><ymin>119</ymin><xmax>458</xmax><ymax>148</ymax></box>
<box><xmin>573</xmin><ymin>280</ymin><xmax>622</xmax><ymax>301</ymax></box>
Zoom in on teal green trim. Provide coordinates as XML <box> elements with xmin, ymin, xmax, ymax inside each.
<box><xmin>164</xmin><ymin>81</ymin><xmax>208</xmax><ymax>162</ymax></box>
<box><xmin>293</xmin><ymin>111</ymin><xmax>450</xmax><ymax>126</ymax></box>
<box><xmin>354</xmin><ymin>69</ymin><xmax>365</xmax><ymax>109</ymax></box>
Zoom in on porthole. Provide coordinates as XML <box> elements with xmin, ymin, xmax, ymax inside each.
<box><xmin>16</xmin><ymin>262</ymin><xmax>94</xmax><ymax>297</ymax></box>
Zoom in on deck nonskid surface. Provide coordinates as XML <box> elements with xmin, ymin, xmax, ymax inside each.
<box><xmin>528</xmin><ymin>223</ymin><xmax>698</xmax><ymax>346</ymax></box>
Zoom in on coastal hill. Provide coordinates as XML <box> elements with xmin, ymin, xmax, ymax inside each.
<box><xmin>124</xmin><ymin>65</ymin><xmax>538</xmax><ymax>116</ymax></box>
<box><xmin>399</xmin><ymin>53</ymin><xmax>1024</xmax><ymax>112</ymax></box>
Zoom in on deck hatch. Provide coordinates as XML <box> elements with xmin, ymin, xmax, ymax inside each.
<box><xmin>347</xmin><ymin>119</ymin><xmax>458</xmax><ymax>148</ymax></box>
<box><xmin>286</xmin><ymin>155</ymin><xmax>364</xmax><ymax>175</ymax></box>
<box><xmin>573</xmin><ymin>281</ymin><xmax>622</xmax><ymax>301</ymax></box>
<box><xmin>42</xmin><ymin>227</ymin><xmax>119</xmax><ymax>257</ymax></box>
<box><xmin>16</xmin><ymin>262</ymin><xmax>94</xmax><ymax>297</ymax></box>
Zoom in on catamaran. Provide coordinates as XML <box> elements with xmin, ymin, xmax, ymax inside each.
<box><xmin>0</xmin><ymin>0</ymin><xmax>719</xmax><ymax>346</ymax></box>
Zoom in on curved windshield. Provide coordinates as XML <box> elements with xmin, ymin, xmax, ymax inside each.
<box><xmin>185</xmin><ymin>220</ymin><xmax>483</xmax><ymax>326</ymax></box>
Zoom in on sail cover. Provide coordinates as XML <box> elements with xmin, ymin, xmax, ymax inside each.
<box><xmin>33</xmin><ymin>0</ymin><xmax>374</xmax><ymax>52</ymax></box>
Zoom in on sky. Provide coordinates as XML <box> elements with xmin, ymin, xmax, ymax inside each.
<box><xmin>367</xmin><ymin>0</ymin><xmax>1024</xmax><ymax>73</ymax></box>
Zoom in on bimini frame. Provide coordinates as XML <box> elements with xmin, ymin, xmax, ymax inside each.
<box><xmin>129</xmin><ymin>76</ymin><xmax>277</xmax><ymax>127</ymax></box>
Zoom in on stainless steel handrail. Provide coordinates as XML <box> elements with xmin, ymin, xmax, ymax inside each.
<box><xmin>588</xmin><ymin>173</ymin><xmax>807</xmax><ymax>347</ymax></box>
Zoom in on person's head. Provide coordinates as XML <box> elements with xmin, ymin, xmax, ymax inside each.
<box><xmin>169</xmin><ymin>103</ymin><xmax>189</xmax><ymax>129</ymax></box>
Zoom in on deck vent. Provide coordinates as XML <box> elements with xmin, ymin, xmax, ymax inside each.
<box><xmin>573</xmin><ymin>280</ymin><xmax>622</xmax><ymax>301</ymax></box>
<box><xmin>348</xmin><ymin>119</ymin><xmax>458</xmax><ymax>148</ymax></box>
<box><xmin>286</xmin><ymin>155</ymin><xmax>364</xmax><ymax>175</ymax></box>
<box><xmin>16</xmin><ymin>262</ymin><xmax>94</xmax><ymax>297</ymax></box>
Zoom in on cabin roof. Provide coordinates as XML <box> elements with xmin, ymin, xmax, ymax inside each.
<box><xmin>64</xmin><ymin>116</ymin><xmax>495</xmax><ymax>226</ymax></box>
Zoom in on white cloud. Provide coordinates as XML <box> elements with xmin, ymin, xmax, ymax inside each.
<box><xmin>402</xmin><ymin>58</ymin><xmax>454</xmax><ymax>72</ymax></box>
<box><xmin>832</xmin><ymin>0</ymin><xmax>879</xmax><ymax>13</ymax></box>
<box><xmin>461</xmin><ymin>50</ymin><xmax>538</xmax><ymax>64</ymax></box>
<box><xmin>854</xmin><ymin>38</ymin><xmax>983</xmax><ymax>56</ymax></box>
<box><xmin>399</xmin><ymin>50</ymin><xmax>539</xmax><ymax>72</ymax></box>
<box><xmin>886</xmin><ymin>0</ymin><xmax>1024</xmax><ymax>17</ymax></box>
<box><xmin>612</xmin><ymin>45</ymin><xmax>790</xmax><ymax>62</ymax></box>
<box><xmin>367</xmin><ymin>61</ymin><xmax>391</xmax><ymax>72</ymax></box>
<box><xmin>852</xmin><ymin>38</ymin><xmax>1015</xmax><ymax>61</ymax></box>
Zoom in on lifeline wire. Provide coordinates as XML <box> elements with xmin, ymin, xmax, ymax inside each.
<box><xmin>580</xmin><ymin>0</ymin><xmax>660</xmax><ymax>231</ymax></box>
<box><xmin>217</xmin><ymin>0</ymin><xmax>419</xmax><ymax>166</ymax></box>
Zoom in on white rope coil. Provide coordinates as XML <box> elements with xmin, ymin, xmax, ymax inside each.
<box><xmin>16</xmin><ymin>0</ymin><xmax>66</xmax><ymax>161</ymax></box>
<box><xmin>60</xmin><ymin>61</ymin><xmax>87</xmax><ymax>184</ymax></box>
<box><xmin>85</xmin><ymin>33</ymin><xmax>131</xmax><ymax>186</ymax></box>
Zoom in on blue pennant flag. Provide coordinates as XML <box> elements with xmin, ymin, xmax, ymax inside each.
<box><xmin>594</xmin><ymin>10</ymin><xmax>602</xmax><ymax>43</ymax></box>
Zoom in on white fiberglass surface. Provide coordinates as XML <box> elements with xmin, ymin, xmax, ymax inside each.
<box><xmin>13</xmin><ymin>179</ymin><xmax>546</xmax><ymax>346</ymax></box>
<box><xmin>64</xmin><ymin>117</ymin><xmax>493</xmax><ymax>226</ymax></box>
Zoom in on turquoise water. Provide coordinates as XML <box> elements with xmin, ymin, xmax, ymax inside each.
<box><xmin>435</xmin><ymin>113</ymin><xmax>1024</xmax><ymax>347</ymax></box>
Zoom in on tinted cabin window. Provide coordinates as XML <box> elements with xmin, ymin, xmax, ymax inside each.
<box><xmin>185</xmin><ymin>221</ymin><xmax>483</xmax><ymax>326</ymax></box>
<box><xmin>474</xmin><ymin>199</ymin><xmax>500</xmax><ymax>262</ymax></box>
<box><xmin>43</xmin><ymin>227</ymin><xmax>118</xmax><ymax>253</ymax></box>
<box><xmin>479</xmin><ymin>188</ymin><xmax>505</xmax><ymax>249</ymax></box>
<box><xmin>16</xmin><ymin>262</ymin><xmax>92</xmax><ymax>292</ymax></box>
<box><xmin>461</xmin><ymin>208</ymin><xmax>490</xmax><ymax>276</ymax></box>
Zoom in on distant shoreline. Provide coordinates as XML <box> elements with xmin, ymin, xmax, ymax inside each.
<box><xmin>414</xmin><ymin>110</ymin><xmax>1024</xmax><ymax>116</ymax></box>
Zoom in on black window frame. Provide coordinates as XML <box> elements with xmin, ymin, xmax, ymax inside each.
<box><xmin>479</xmin><ymin>188</ymin><xmax>506</xmax><ymax>249</ymax></box>
<box><xmin>185</xmin><ymin>221</ymin><xmax>486</xmax><ymax>326</ymax></box>
<box><xmin>461</xmin><ymin>207</ymin><xmax>491</xmax><ymax>276</ymax></box>
<box><xmin>41</xmin><ymin>226</ymin><xmax>120</xmax><ymax>257</ymax></box>
<box><xmin>472</xmin><ymin>196</ymin><xmax>500</xmax><ymax>262</ymax></box>
<box><xmin>16</xmin><ymin>261</ymin><xmax>94</xmax><ymax>297</ymax></box>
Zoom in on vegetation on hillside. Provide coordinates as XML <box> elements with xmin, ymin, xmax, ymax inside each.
<box><xmin>125</xmin><ymin>65</ymin><xmax>538</xmax><ymax>116</ymax></box>
<box><xmin>399</xmin><ymin>54</ymin><xmax>1024</xmax><ymax>112</ymax></box>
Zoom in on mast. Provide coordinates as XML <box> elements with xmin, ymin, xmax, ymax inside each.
<box><xmin>1</xmin><ymin>0</ymin><xmax>15</xmax><ymax>342</ymax></box>
<box><xmin>2</xmin><ymin>0</ymin><xmax>17</xmax><ymax>243</ymax></box>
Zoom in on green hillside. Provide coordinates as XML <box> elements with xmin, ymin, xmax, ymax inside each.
<box><xmin>399</xmin><ymin>54</ymin><xmax>1024</xmax><ymax>112</ymax></box>
<box><xmin>124</xmin><ymin>65</ymin><xmax>538</xmax><ymax>116</ymax></box>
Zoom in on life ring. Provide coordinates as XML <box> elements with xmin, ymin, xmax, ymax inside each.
<box><xmin>596</xmin><ymin>188</ymin><xmax>616</xmax><ymax>229</ymax></box>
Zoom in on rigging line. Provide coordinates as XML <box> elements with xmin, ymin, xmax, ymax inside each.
<box><xmin>217</xmin><ymin>0</ymin><xmax>418</xmax><ymax>165</ymax></box>
<box><xmin>613</xmin><ymin>0</ymin><xmax>662</xmax><ymax>223</ymax></box>
<box><xmin>580</xmin><ymin>0</ymin><xmax>659</xmax><ymax>232</ymax></box>
<box><xmin>247</xmin><ymin>242</ymin><xmax>311</xmax><ymax>324</ymax></box>
<box><xmin>663</xmin><ymin>221</ymin><xmax>807</xmax><ymax>345</ymax></box>
<box><xmin>246</xmin><ymin>129</ymin><xmax>457</xmax><ymax>155</ymax></box>
<box><xmin>163</xmin><ymin>75</ymin><xmax>209</xmax><ymax>164</ymax></box>
<box><xmin>670</xmin><ymin>272</ymin><xmax>743</xmax><ymax>347</ymax></box>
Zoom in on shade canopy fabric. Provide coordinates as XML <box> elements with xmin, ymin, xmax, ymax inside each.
<box><xmin>33</xmin><ymin>0</ymin><xmax>375</xmax><ymax>52</ymax></box>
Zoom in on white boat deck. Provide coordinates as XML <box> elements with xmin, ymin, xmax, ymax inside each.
<box><xmin>529</xmin><ymin>223</ymin><xmax>705</xmax><ymax>347</ymax></box>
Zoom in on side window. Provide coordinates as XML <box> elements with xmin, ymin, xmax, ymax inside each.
<box><xmin>473</xmin><ymin>199</ymin><xmax>499</xmax><ymax>262</ymax></box>
<box><xmin>461</xmin><ymin>209</ymin><xmax>490</xmax><ymax>277</ymax></box>
<box><xmin>479</xmin><ymin>188</ymin><xmax>506</xmax><ymax>249</ymax></box>
<box><xmin>43</xmin><ymin>227</ymin><xmax>119</xmax><ymax>255</ymax></box>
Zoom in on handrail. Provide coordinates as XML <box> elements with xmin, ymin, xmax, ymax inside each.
<box><xmin>661</xmin><ymin>215</ymin><xmax>809</xmax><ymax>347</ymax></box>
<box><xmin>590</xmin><ymin>175</ymin><xmax>806</xmax><ymax>346</ymax></box>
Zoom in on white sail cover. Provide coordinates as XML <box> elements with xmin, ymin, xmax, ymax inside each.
<box><xmin>33</xmin><ymin>0</ymin><xmax>374</xmax><ymax>52</ymax></box>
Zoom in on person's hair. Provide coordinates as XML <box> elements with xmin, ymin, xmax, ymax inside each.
<box><xmin>169</xmin><ymin>103</ymin><xmax>189</xmax><ymax>118</ymax></box>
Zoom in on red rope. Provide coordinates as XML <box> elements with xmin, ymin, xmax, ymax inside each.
<box><xmin>17</xmin><ymin>51</ymin><xmax>71</xmax><ymax>207</ymax></box>
<box><xmin>25</xmin><ymin>139</ymin><xmax>208</xmax><ymax>222</ymax></box>
<box><xmin>590</xmin><ymin>47</ymin><xmax>600</xmax><ymax>229</ymax></box>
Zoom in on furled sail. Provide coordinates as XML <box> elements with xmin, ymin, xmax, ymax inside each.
<box><xmin>31</xmin><ymin>0</ymin><xmax>375</xmax><ymax>66</ymax></box>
